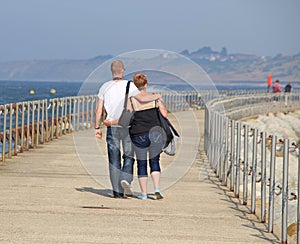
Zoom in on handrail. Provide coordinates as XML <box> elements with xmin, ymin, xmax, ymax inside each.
<box><xmin>0</xmin><ymin>91</ymin><xmax>202</xmax><ymax>160</ymax></box>
<box><xmin>1</xmin><ymin>88</ymin><xmax>300</xmax><ymax>242</ymax></box>
<box><xmin>0</xmin><ymin>95</ymin><xmax>98</xmax><ymax>161</ymax></box>
<box><xmin>204</xmin><ymin>92</ymin><xmax>300</xmax><ymax>243</ymax></box>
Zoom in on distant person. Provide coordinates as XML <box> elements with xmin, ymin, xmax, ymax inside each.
<box><xmin>272</xmin><ymin>80</ymin><xmax>282</xmax><ymax>93</ymax></box>
<box><xmin>284</xmin><ymin>82</ymin><xmax>292</xmax><ymax>93</ymax></box>
<box><xmin>284</xmin><ymin>82</ymin><xmax>292</xmax><ymax>106</ymax></box>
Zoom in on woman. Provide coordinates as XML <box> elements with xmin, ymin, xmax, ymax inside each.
<box><xmin>129</xmin><ymin>73</ymin><xmax>168</xmax><ymax>200</ymax></box>
<box><xmin>104</xmin><ymin>73</ymin><xmax>167</xmax><ymax>200</ymax></box>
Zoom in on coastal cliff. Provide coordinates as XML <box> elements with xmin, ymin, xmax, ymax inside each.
<box><xmin>0</xmin><ymin>47</ymin><xmax>299</xmax><ymax>83</ymax></box>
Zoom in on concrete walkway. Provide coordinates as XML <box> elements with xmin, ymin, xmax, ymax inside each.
<box><xmin>0</xmin><ymin>110</ymin><xmax>279</xmax><ymax>243</ymax></box>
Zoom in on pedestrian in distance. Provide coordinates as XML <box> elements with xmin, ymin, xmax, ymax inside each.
<box><xmin>284</xmin><ymin>82</ymin><xmax>292</xmax><ymax>106</ymax></box>
<box><xmin>284</xmin><ymin>82</ymin><xmax>292</xmax><ymax>93</ymax></box>
<box><xmin>272</xmin><ymin>79</ymin><xmax>282</xmax><ymax>102</ymax></box>
<box><xmin>272</xmin><ymin>79</ymin><xmax>282</xmax><ymax>93</ymax></box>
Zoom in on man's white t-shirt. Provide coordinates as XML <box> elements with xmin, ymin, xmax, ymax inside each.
<box><xmin>97</xmin><ymin>80</ymin><xmax>139</xmax><ymax>122</ymax></box>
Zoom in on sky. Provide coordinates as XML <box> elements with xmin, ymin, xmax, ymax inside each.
<box><xmin>0</xmin><ymin>0</ymin><xmax>300</xmax><ymax>62</ymax></box>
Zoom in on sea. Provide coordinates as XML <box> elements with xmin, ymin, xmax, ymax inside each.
<box><xmin>0</xmin><ymin>80</ymin><xmax>267</xmax><ymax>105</ymax></box>
<box><xmin>0</xmin><ymin>80</ymin><xmax>83</xmax><ymax>105</ymax></box>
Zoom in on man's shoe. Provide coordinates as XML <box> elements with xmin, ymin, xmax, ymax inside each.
<box><xmin>121</xmin><ymin>180</ymin><xmax>133</xmax><ymax>196</ymax></box>
<box><xmin>155</xmin><ymin>191</ymin><xmax>164</xmax><ymax>200</ymax></box>
<box><xmin>113</xmin><ymin>192</ymin><xmax>126</xmax><ymax>199</ymax></box>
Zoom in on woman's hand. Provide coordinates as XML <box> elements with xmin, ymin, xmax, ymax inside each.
<box><xmin>134</xmin><ymin>92</ymin><xmax>161</xmax><ymax>102</ymax></box>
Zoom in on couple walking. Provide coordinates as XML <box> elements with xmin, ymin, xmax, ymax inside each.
<box><xmin>94</xmin><ymin>60</ymin><xmax>167</xmax><ymax>200</ymax></box>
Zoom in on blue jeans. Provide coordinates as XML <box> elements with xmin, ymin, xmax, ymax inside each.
<box><xmin>131</xmin><ymin>131</ymin><xmax>163</xmax><ymax>177</ymax></box>
<box><xmin>106</xmin><ymin>126</ymin><xmax>135</xmax><ymax>195</ymax></box>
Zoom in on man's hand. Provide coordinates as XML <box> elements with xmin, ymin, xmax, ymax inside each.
<box><xmin>103</xmin><ymin>119</ymin><xmax>111</xmax><ymax>127</ymax></box>
<box><xmin>103</xmin><ymin>119</ymin><xmax>118</xmax><ymax>126</ymax></box>
<box><xmin>94</xmin><ymin>128</ymin><xmax>102</xmax><ymax>139</ymax></box>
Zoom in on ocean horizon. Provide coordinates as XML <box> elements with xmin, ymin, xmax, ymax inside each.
<box><xmin>0</xmin><ymin>80</ymin><xmax>83</xmax><ymax>105</ymax></box>
<box><xmin>0</xmin><ymin>80</ymin><xmax>272</xmax><ymax>105</ymax></box>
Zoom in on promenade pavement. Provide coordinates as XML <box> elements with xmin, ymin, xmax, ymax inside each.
<box><xmin>0</xmin><ymin>110</ymin><xmax>280</xmax><ymax>243</ymax></box>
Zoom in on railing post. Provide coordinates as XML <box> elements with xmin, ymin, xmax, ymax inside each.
<box><xmin>230</xmin><ymin>120</ymin><xmax>235</xmax><ymax>192</ymax></box>
<box><xmin>268</xmin><ymin>135</ymin><xmax>277</xmax><ymax>233</ymax></box>
<box><xmin>2</xmin><ymin>105</ymin><xmax>7</xmax><ymax>162</ymax></box>
<box><xmin>8</xmin><ymin>103</ymin><xmax>13</xmax><ymax>158</ymax></box>
<box><xmin>45</xmin><ymin>99</ymin><xmax>49</xmax><ymax>142</ymax></box>
<box><xmin>251</xmin><ymin>128</ymin><xmax>258</xmax><ymax>214</ymax></box>
<box><xmin>59</xmin><ymin>98</ymin><xmax>63</xmax><ymax>136</ymax></box>
<box><xmin>85</xmin><ymin>96</ymin><xmax>89</xmax><ymax>129</ymax></box>
<box><xmin>204</xmin><ymin>105</ymin><xmax>209</xmax><ymax>153</ymax></box>
<box><xmin>14</xmin><ymin>103</ymin><xmax>19</xmax><ymax>155</ymax></box>
<box><xmin>36</xmin><ymin>100</ymin><xmax>40</xmax><ymax>147</ymax></box>
<box><xmin>297</xmin><ymin>143</ymin><xmax>300</xmax><ymax>244</ymax></box>
<box><xmin>243</xmin><ymin>124</ymin><xmax>249</xmax><ymax>205</ymax></box>
<box><xmin>261</xmin><ymin>132</ymin><xmax>267</xmax><ymax>223</ymax></box>
<box><xmin>20</xmin><ymin>102</ymin><xmax>25</xmax><ymax>152</ymax></box>
<box><xmin>63</xmin><ymin>98</ymin><xmax>68</xmax><ymax>134</ymax></box>
<box><xmin>216</xmin><ymin>113</ymin><xmax>220</xmax><ymax>177</ymax></box>
<box><xmin>210</xmin><ymin>112</ymin><xmax>216</xmax><ymax>170</ymax></box>
<box><xmin>222</xmin><ymin>117</ymin><xmax>229</xmax><ymax>186</ymax></box>
<box><xmin>55</xmin><ymin>99</ymin><xmax>59</xmax><ymax>138</ymax></box>
<box><xmin>31</xmin><ymin>101</ymin><xmax>36</xmax><ymax>148</ymax></box>
<box><xmin>282</xmin><ymin>139</ymin><xmax>289</xmax><ymax>244</ymax></box>
<box><xmin>26</xmin><ymin>101</ymin><xmax>30</xmax><ymax>150</ymax></box>
<box><xmin>72</xmin><ymin>98</ymin><xmax>77</xmax><ymax>131</ymax></box>
<box><xmin>235</xmin><ymin>122</ymin><xmax>241</xmax><ymax>198</ymax></box>
<box><xmin>69</xmin><ymin>97</ymin><xmax>73</xmax><ymax>133</ymax></box>
<box><xmin>50</xmin><ymin>100</ymin><xmax>54</xmax><ymax>140</ymax></box>
<box><xmin>77</xmin><ymin>97</ymin><xmax>81</xmax><ymax>130</ymax></box>
<box><xmin>40</xmin><ymin>100</ymin><xmax>45</xmax><ymax>143</ymax></box>
<box><xmin>218</xmin><ymin>115</ymin><xmax>224</xmax><ymax>181</ymax></box>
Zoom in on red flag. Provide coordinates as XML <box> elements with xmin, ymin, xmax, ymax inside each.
<box><xmin>268</xmin><ymin>74</ymin><xmax>272</xmax><ymax>87</ymax></box>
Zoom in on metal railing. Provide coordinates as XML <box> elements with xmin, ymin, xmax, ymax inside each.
<box><xmin>204</xmin><ymin>92</ymin><xmax>300</xmax><ymax>243</ymax></box>
<box><xmin>0</xmin><ymin>91</ymin><xmax>202</xmax><ymax>161</ymax></box>
<box><xmin>0</xmin><ymin>96</ymin><xmax>98</xmax><ymax>161</ymax></box>
<box><xmin>1</xmin><ymin>89</ymin><xmax>300</xmax><ymax>242</ymax></box>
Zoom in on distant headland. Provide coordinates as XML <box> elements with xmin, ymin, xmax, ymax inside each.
<box><xmin>0</xmin><ymin>47</ymin><xmax>299</xmax><ymax>83</ymax></box>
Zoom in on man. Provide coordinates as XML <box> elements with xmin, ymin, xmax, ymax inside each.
<box><xmin>284</xmin><ymin>82</ymin><xmax>292</xmax><ymax>106</ymax></box>
<box><xmin>94</xmin><ymin>60</ymin><xmax>137</xmax><ymax>198</ymax></box>
<box><xmin>284</xmin><ymin>82</ymin><xmax>292</xmax><ymax>93</ymax></box>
